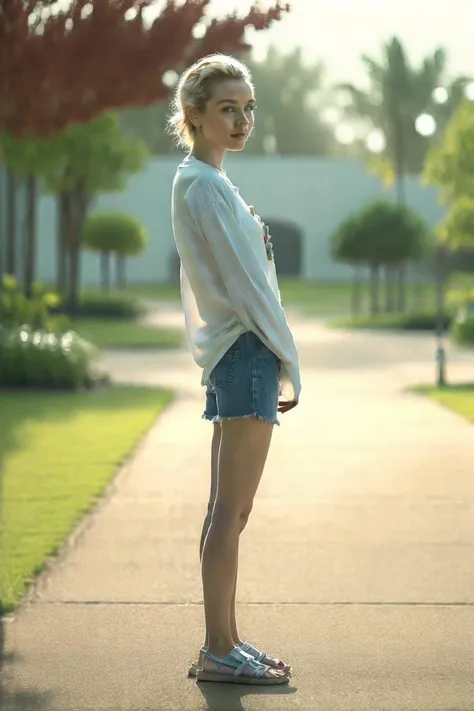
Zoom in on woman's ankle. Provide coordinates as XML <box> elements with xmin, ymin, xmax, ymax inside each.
<box><xmin>207</xmin><ymin>636</ymin><xmax>235</xmax><ymax>658</ymax></box>
<box><xmin>203</xmin><ymin>635</ymin><xmax>242</xmax><ymax>648</ymax></box>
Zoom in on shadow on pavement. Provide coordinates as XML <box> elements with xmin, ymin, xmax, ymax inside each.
<box><xmin>0</xmin><ymin>645</ymin><xmax>52</xmax><ymax>711</ymax></box>
<box><xmin>196</xmin><ymin>679</ymin><xmax>297</xmax><ymax>711</ymax></box>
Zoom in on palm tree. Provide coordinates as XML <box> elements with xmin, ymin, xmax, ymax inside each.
<box><xmin>338</xmin><ymin>37</ymin><xmax>468</xmax><ymax>311</ymax></box>
<box><xmin>338</xmin><ymin>37</ymin><xmax>467</xmax><ymax>204</ymax></box>
<box><xmin>245</xmin><ymin>45</ymin><xmax>336</xmax><ymax>156</ymax></box>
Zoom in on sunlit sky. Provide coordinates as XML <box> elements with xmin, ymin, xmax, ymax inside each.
<box><xmin>210</xmin><ymin>0</ymin><xmax>472</xmax><ymax>85</ymax></box>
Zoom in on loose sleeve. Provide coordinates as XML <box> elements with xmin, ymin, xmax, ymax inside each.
<box><xmin>185</xmin><ymin>177</ymin><xmax>301</xmax><ymax>401</ymax></box>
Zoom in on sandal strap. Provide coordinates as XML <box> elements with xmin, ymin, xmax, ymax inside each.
<box><xmin>241</xmin><ymin>642</ymin><xmax>266</xmax><ymax>663</ymax></box>
<box><xmin>204</xmin><ymin>646</ymin><xmax>270</xmax><ymax>678</ymax></box>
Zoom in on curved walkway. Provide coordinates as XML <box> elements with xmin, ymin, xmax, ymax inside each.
<box><xmin>2</xmin><ymin>308</ymin><xmax>474</xmax><ymax>710</ymax></box>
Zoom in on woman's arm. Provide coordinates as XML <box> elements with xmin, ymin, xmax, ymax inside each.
<box><xmin>185</xmin><ymin>176</ymin><xmax>300</xmax><ymax>400</ymax></box>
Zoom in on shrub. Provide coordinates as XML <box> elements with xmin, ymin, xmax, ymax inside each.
<box><xmin>82</xmin><ymin>212</ymin><xmax>149</xmax><ymax>291</ymax></box>
<box><xmin>0</xmin><ymin>274</ymin><xmax>62</xmax><ymax>330</ymax></box>
<box><xmin>83</xmin><ymin>212</ymin><xmax>149</xmax><ymax>255</ymax></box>
<box><xmin>0</xmin><ymin>326</ymin><xmax>107</xmax><ymax>390</ymax></box>
<box><xmin>331</xmin><ymin>200</ymin><xmax>429</xmax><ymax>267</ymax></box>
<box><xmin>67</xmin><ymin>292</ymin><xmax>145</xmax><ymax>319</ymax></box>
<box><xmin>330</xmin><ymin>310</ymin><xmax>453</xmax><ymax>331</ymax></box>
<box><xmin>447</xmin><ymin>288</ymin><xmax>474</xmax><ymax>311</ymax></box>
<box><xmin>452</xmin><ymin>305</ymin><xmax>474</xmax><ymax>346</ymax></box>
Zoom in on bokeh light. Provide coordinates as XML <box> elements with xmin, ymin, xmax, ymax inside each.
<box><xmin>415</xmin><ymin>113</ymin><xmax>436</xmax><ymax>136</ymax></box>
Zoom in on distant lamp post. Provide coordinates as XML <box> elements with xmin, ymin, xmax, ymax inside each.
<box><xmin>414</xmin><ymin>114</ymin><xmax>446</xmax><ymax>387</ymax></box>
<box><xmin>435</xmin><ymin>331</ymin><xmax>447</xmax><ymax>387</ymax></box>
<box><xmin>433</xmin><ymin>246</ymin><xmax>450</xmax><ymax>388</ymax></box>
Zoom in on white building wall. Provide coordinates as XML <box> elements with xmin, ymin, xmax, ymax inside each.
<box><xmin>35</xmin><ymin>155</ymin><xmax>446</xmax><ymax>285</ymax></box>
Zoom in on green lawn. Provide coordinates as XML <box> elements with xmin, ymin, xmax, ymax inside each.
<box><xmin>124</xmin><ymin>279</ymin><xmax>439</xmax><ymax>319</ymax></box>
<box><xmin>72</xmin><ymin>318</ymin><xmax>184</xmax><ymax>350</ymax></box>
<box><xmin>0</xmin><ymin>385</ymin><xmax>174</xmax><ymax>613</ymax></box>
<box><xmin>280</xmin><ymin>279</ymin><xmax>440</xmax><ymax>318</ymax></box>
<box><xmin>125</xmin><ymin>283</ymin><xmax>181</xmax><ymax>301</ymax></box>
<box><xmin>413</xmin><ymin>384</ymin><xmax>474</xmax><ymax>423</ymax></box>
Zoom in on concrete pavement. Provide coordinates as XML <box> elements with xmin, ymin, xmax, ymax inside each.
<box><xmin>2</xmin><ymin>309</ymin><xmax>474</xmax><ymax>710</ymax></box>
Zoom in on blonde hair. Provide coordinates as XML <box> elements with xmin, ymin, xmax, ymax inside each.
<box><xmin>167</xmin><ymin>54</ymin><xmax>254</xmax><ymax>149</ymax></box>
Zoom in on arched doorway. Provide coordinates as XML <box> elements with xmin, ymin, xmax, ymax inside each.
<box><xmin>261</xmin><ymin>219</ymin><xmax>303</xmax><ymax>277</ymax></box>
<box><xmin>168</xmin><ymin>219</ymin><xmax>304</xmax><ymax>281</ymax></box>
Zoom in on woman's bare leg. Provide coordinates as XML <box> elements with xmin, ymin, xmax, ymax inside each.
<box><xmin>200</xmin><ymin>425</ymin><xmax>252</xmax><ymax>648</ymax></box>
<box><xmin>201</xmin><ymin>417</ymin><xmax>275</xmax><ymax>674</ymax></box>
<box><xmin>199</xmin><ymin>423</ymin><xmax>221</xmax><ymax>648</ymax></box>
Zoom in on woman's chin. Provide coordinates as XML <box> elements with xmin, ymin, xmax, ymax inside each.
<box><xmin>225</xmin><ymin>134</ymin><xmax>248</xmax><ymax>151</ymax></box>
<box><xmin>227</xmin><ymin>141</ymin><xmax>248</xmax><ymax>152</ymax></box>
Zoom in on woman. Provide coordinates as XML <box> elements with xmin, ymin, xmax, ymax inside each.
<box><xmin>169</xmin><ymin>53</ymin><xmax>301</xmax><ymax>685</ymax></box>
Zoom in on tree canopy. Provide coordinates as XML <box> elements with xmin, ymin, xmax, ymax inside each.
<box><xmin>119</xmin><ymin>44</ymin><xmax>337</xmax><ymax>156</ymax></box>
<box><xmin>0</xmin><ymin>0</ymin><xmax>289</xmax><ymax>137</ymax></box>
<box><xmin>338</xmin><ymin>36</ymin><xmax>469</xmax><ymax>199</ymax></box>
<box><xmin>83</xmin><ymin>212</ymin><xmax>149</xmax><ymax>256</ymax></box>
<box><xmin>331</xmin><ymin>199</ymin><xmax>428</xmax><ymax>267</ymax></box>
<box><xmin>423</xmin><ymin>100</ymin><xmax>474</xmax><ymax>203</ymax></box>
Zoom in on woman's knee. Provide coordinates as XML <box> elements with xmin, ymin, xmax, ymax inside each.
<box><xmin>211</xmin><ymin>500</ymin><xmax>252</xmax><ymax>531</ymax></box>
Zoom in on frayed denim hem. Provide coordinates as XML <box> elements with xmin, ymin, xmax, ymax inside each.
<box><xmin>201</xmin><ymin>412</ymin><xmax>280</xmax><ymax>427</ymax></box>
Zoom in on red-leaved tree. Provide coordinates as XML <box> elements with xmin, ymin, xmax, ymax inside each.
<box><xmin>0</xmin><ymin>0</ymin><xmax>290</xmax><ymax>137</ymax></box>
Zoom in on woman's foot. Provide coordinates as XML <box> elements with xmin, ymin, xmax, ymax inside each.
<box><xmin>188</xmin><ymin>642</ymin><xmax>291</xmax><ymax>677</ymax></box>
<box><xmin>239</xmin><ymin>641</ymin><xmax>291</xmax><ymax>672</ymax></box>
<box><xmin>196</xmin><ymin>646</ymin><xmax>289</xmax><ymax>685</ymax></box>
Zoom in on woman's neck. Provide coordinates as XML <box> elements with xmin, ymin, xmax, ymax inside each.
<box><xmin>190</xmin><ymin>143</ymin><xmax>225</xmax><ymax>172</ymax></box>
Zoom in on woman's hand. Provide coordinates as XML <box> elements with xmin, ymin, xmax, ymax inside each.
<box><xmin>278</xmin><ymin>399</ymin><xmax>298</xmax><ymax>414</ymax></box>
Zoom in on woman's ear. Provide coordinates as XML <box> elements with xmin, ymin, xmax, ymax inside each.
<box><xmin>187</xmin><ymin>106</ymin><xmax>201</xmax><ymax>129</ymax></box>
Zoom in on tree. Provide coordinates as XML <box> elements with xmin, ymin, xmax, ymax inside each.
<box><xmin>1</xmin><ymin>132</ymin><xmax>63</xmax><ymax>295</ymax></box>
<box><xmin>338</xmin><ymin>37</ymin><xmax>467</xmax><ymax>204</ymax></box>
<box><xmin>82</xmin><ymin>211</ymin><xmax>149</xmax><ymax>290</ymax></box>
<box><xmin>237</xmin><ymin>46</ymin><xmax>335</xmax><ymax>155</ymax></box>
<box><xmin>338</xmin><ymin>37</ymin><xmax>468</xmax><ymax>311</ymax></box>
<box><xmin>0</xmin><ymin>0</ymin><xmax>290</xmax><ymax>138</ymax></box>
<box><xmin>423</xmin><ymin>100</ymin><xmax>474</xmax><ymax>203</ymax></box>
<box><xmin>437</xmin><ymin>197</ymin><xmax>474</xmax><ymax>250</ymax></box>
<box><xmin>119</xmin><ymin>45</ymin><xmax>337</xmax><ymax>156</ymax></box>
<box><xmin>423</xmin><ymin>100</ymin><xmax>474</xmax><ymax>324</ymax></box>
<box><xmin>119</xmin><ymin>103</ymin><xmax>175</xmax><ymax>155</ymax></box>
<box><xmin>40</xmin><ymin>114</ymin><xmax>148</xmax><ymax>310</ymax></box>
<box><xmin>331</xmin><ymin>200</ymin><xmax>428</xmax><ymax>315</ymax></box>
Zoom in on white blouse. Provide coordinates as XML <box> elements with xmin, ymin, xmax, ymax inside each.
<box><xmin>171</xmin><ymin>155</ymin><xmax>301</xmax><ymax>403</ymax></box>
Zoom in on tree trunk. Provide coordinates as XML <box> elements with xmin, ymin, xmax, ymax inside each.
<box><xmin>66</xmin><ymin>181</ymin><xmax>89</xmax><ymax>313</ymax></box>
<box><xmin>435</xmin><ymin>248</ymin><xmax>450</xmax><ymax>337</ymax></box>
<box><xmin>24</xmin><ymin>175</ymin><xmax>37</xmax><ymax>298</ymax></box>
<box><xmin>369</xmin><ymin>264</ymin><xmax>380</xmax><ymax>315</ymax></box>
<box><xmin>384</xmin><ymin>266</ymin><xmax>396</xmax><ymax>313</ymax></box>
<box><xmin>6</xmin><ymin>167</ymin><xmax>17</xmax><ymax>276</ymax></box>
<box><xmin>57</xmin><ymin>190</ymin><xmax>70</xmax><ymax>295</ymax></box>
<box><xmin>116</xmin><ymin>255</ymin><xmax>126</xmax><ymax>290</ymax></box>
<box><xmin>351</xmin><ymin>266</ymin><xmax>362</xmax><ymax>318</ymax></box>
<box><xmin>101</xmin><ymin>252</ymin><xmax>111</xmax><ymax>292</ymax></box>
<box><xmin>394</xmin><ymin>113</ymin><xmax>406</xmax><ymax>207</ymax></box>
<box><xmin>395</xmin><ymin>173</ymin><xmax>406</xmax><ymax>206</ymax></box>
<box><xmin>396</xmin><ymin>265</ymin><xmax>406</xmax><ymax>312</ymax></box>
<box><xmin>413</xmin><ymin>262</ymin><xmax>426</xmax><ymax>312</ymax></box>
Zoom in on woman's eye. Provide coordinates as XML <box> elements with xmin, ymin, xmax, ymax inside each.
<box><xmin>222</xmin><ymin>105</ymin><xmax>256</xmax><ymax>113</ymax></box>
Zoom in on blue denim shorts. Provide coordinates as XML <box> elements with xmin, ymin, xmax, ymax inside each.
<box><xmin>203</xmin><ymin>331</ymin><xmax>281</xmax><ymax>426</ymax></box>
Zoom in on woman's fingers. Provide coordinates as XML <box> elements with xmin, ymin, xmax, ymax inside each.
<box><xmin>278</xmin><ymin>400</ymin><xmax>298</xmax><ymax>414</ymax></box>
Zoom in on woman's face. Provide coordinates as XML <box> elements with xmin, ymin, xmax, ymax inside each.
<box><xmin>191</xmin><ymin>78</ymin><xmax>256</xmax><ymax>152</ymax></box>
